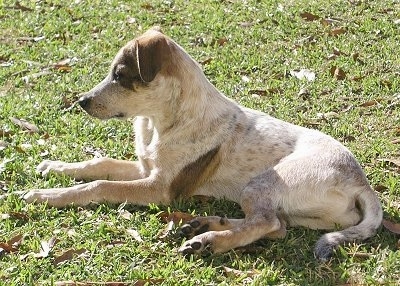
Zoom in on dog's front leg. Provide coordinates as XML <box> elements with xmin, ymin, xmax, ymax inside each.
<box><xmin>24</xmin><ymin>177</ymin><xmax>169</xmax><ymax>207</ymax></box>
<box><xmin>37</xmin><ymin>158</ymin><xmax>144</xmax><ymax>181</ymax></box>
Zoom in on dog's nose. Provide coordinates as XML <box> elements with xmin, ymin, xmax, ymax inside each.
<box><xmin>78</xmin><ymin>97</ymin><xmax>90</xmax><ymax>109</ymax></box>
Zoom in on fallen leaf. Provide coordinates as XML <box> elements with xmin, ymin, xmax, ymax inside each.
<box><xmin>54</xmin><ymin>279</ymin><xmax>163</xmax><ymax>286</ymax></box>
<box><xmin>374</xmin><ymin>185</ymin><xmax>388</xmax><ymax>192</ymax></box>
<box><xmin>199</xmin><ymin>57</ymin><xmax>213</xmax><ymax>65</ymax></box>
<box><xmin>223</xmin><ymin>266</ymin><xmax>261</xmax><ymax>278</ymax></box>
<box><xmin>351</xmin><ymin>52</ymin><xmax>364</xmax><ymax>64</ymax></box>
<box><xmin>53</xmin><ymin>248</ymin><xmax>87</xmax><ymax>265</ymax></box>
<box><xmin>316</xmin><ymin>111</ymin><xmax>339</xmax><ymax>120</ymax></box>
<box><xmin>249</xmin><ymin>89</ymin><xmax>281</xmax><ymax>96</ymax></box>
<box><xmin>118</xmin><ymin>209</ymin><xmax>133</xmax><ymax>220</ymax></box>
<box><xmin>241</xmin><ymin>75</ymin><xmax>250</xmax><ymax>83</ymax></box>
<box><xmin>351</xmin><ymin>75</ymin><xmax>366</xmax><ymax>81</ymax></box>
<box><xmin>239</xmin><ymin>21</ymin><xmax>253</xmax><ymax>28</ymax></box>
<box><xmin>158</xmin><ymin>220</ymin><xmax>174</xmax><ymax>239</ymax></box>
<box><xmin>0</xmin><ymin>213</ymin><xmax>10</xmax><ymax>220</ymax></box>
<box><xmin>83</xmin><ymin>146</ymin><xmax>105</xmax><ymax>158</ymax></box>
<box><xmin>320</xmin><ymin>18</ymin><xmax>341</xmax><ymax>26</ymax></box>
<box><xmin>22</xmin><ymin>69</ymin><xmax>52</xmax><ymax>83</ymax></box>
<box><xmin>290</xmin><ymin>69</ymin><xmax>316</xmax><ymax>81</ymax></box>
<box><xmin>8</xmin><ymin>211</ymin><xmax>30</xmax><ymax>220</ymax></box>
<box><xmin>0</xmin><ymin>140</ymin><xmax>8</xmax><ymax>151</ymax></box>
<box><xmin>391</xmin><ymin>139</ymin><xmax>400</xmax><ymax>144</ymax></box>
<box><xmin>349</xmin><ymin>252</ymin><xmax>371</xmax><ymax>259</ymax></box>
<box><xmin>382</xmin><ymin>219</ymin><xmax>400</xmax><ymax>235</ymax></box>
<box><xmin>298</xmin><ymin>88</ymin><xmax>310</xmax><ymax>99</ymax></box>
<box><xmin>342</xmin><ymin>135</ymin><xmax>356</xmax><ymax>142</ymax></box>
<box><xmin>300</xmin><ymin>12</ymin><xmax>320</xmax><ymax>21</ymax></box>
<box><xmin>332</xmin><ymin>47</ymin><xmax>347</xmax><ymax>56</ymax></box>
<box><xmin>141</xmin><ymin>3</ymin><xmax>154</xmax><ymax>10</ymax></box>
<box><xmin>0</xmin><ymin>130</ymin><xmax>14</xmax><ymax>137</ymax></box>
<box><xmin>53</xmin><ymin>58</ymin><xmax>75</xmax><ymax>72</ymax></box>
<box><xmin>380</xmin><ymin>79</ymin><xmax>392</xmax><ymax>88</ymax></box>
<box><xmin>158</xmin><ymin>211</ymin><xmax>194</xmax><ymax>224</ymax></box>
<box><xmin>158</xmin><ymin>211</ymin><xmax>194</xmax><ymax>239</ymax></box>
<box><xmin>359</xmin><ymin>100</ymin><xmax>381</xmax><ymax>107</ymax></box>
<box><xmin>216</xmin><ymin>37</ymin><xmax>228</xmax><ymax>46</ymax></box>
<box><xmin>0</xmin><ymin>234</ymin><xmax>24</xmax><ymax>255</ymax></box>
<box><xmin>378</xmin><ymin>158</ymin><xmax>400</xmax><ymax>167</ymax></box>
<box><xmin>126</xmin><ymin>16</ymin><xmax>136</xmax><ymax>24</ymax></box>
<box><xmin>330</xmin><ymin>66</ymin><xmax>346</xmax><ymax>80</ymax></box>
<box><xmin>17</xmin><ymin>36</ymin><xmax>45</xmax><ymax>43</ymax></box>
<box><xmin>330</xmin><ymin>27</ymin><xmax>346</xmax><ymax>36</ymax></box>
<box><xmin>126</xmin><ymin>228</ymin><xmax>143</xmax><ymax>242</ymax></box>
<box><xmin>4</xmin><ymin>1</ymin><xmax>34</xmax><ymax>12</ymax></box>
<box><xmin>106</xmin><ymin>240</ymin><xmax>126</xmax><ymax>248</ymax></box>
<box><xmin>0</xmin><ymin>159</ymin><xmax>14</xmax><ymax>174</ymax></box>
<box><xmin>326</xmin><ymin>54</ymin><xmax>338</xmax><ymax>60</ymax></box>
<box><xmin>10</xmin><ymin>117</ymin><xmax>40</xmax><ymax>133</ymax></box>
<box><xmin>34</xmin><ymin>237</ymin><xmax>58</xmax><ymax>258</ymax></box>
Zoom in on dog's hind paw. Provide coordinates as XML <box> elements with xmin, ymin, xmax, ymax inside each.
<box><xmin>180</xmin><ymin>215</ymin><xmax>234</xmax><ymax>239</ymax></box>
<box><xmin>180</xmin><ymin>218</ymin><xmax>210</xmax><ymax>238</ymax></box>
<box><xmin>178</xmin><ymin>233</ymin><xmax>213</xmax><ymax>257</ymax></box>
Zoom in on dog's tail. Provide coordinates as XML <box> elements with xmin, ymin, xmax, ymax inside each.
<box><xmin>314</xmin><ymin>186</ymin><xmax>382</xmax><ymax>261</ymax></box>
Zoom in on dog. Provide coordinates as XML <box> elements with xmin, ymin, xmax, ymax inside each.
<box><xmin>24</xmin><ymin>27</ymin><xmax>382</xmax><ymax>261</ymax></box>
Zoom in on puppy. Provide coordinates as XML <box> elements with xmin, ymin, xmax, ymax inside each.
<box><xmin>24</xmin><ymin>27</ymin><xmax>382</xmax><ymax>261</ymax></box>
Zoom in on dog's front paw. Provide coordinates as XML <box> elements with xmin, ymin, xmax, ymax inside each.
<box><xmin>178</xmin><ymin>233</ymin><xmax>214</xmax><ymax>256</ymax></box>
<box><xmin>36</xmin><ymin>160</ymin><xmax>71</xmax><ymax>177</ymax></box>
<box><xmin>23</xmin><ymin>189</ymin><xmax>63</xmax><ymax>207</ymax></box>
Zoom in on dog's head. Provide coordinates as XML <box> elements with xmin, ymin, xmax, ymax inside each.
<box><xmin>78</xmin><ymin>27</ymin><xmax>174</xmax><ymax>120</ymax></box>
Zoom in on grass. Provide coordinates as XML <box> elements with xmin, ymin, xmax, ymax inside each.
<box><xmin>1</xmin><ymin>0</ymin><xmax>399</xmax><ymax>284</ymax></box>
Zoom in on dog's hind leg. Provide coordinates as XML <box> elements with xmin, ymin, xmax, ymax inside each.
<box><xmin>180</xmin><ymin>215</ymin><xmax>286</xmax><ymax>240</ymax></box>
<box><xmin>178</xmin><ymin>211</ymin><xmax>285</xmax><ymax>255</ymax></box>
<box><xmin>178</xmin><ymin>169</ymin><xmax>288</xmax><ymax>255</ymax></box>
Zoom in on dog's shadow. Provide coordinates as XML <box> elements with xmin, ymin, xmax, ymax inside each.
<box><xmin>83</xmin><ymin>198</ymin><xmax>394</xmax><ymax>285</ymax></box>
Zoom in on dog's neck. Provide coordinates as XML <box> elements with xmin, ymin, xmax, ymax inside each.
<box><xmin>169</xmin><ymin>45</ymin><xmax>237</xmax><ymax>128</ymax></box>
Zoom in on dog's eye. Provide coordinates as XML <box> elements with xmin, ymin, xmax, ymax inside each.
<box><xmin>113</xmin><ymin>65</ymin><xmax>127</xmax><ymax>81</ymax></box>
<box><xmin>113</xmin><ymin>71</ymin><xmax>123</xmax><ymax>81</ymax></box>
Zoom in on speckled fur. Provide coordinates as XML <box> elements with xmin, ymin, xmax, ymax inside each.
<box><xmin>24</xmin><ymin>28</ymin><xmax>382</xmax><ymax>261</ymax></box>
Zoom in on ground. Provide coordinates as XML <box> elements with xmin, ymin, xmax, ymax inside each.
<box><xmin>0</xmin><ymin>0</ymin><xmax>399</xmax><ymax>285</ymax></box>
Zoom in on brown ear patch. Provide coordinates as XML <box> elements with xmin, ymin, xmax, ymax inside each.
<box><xmin>136</xmin><ymin>31</ymin><xmax>170</xmax><ymax>83</ymax></box>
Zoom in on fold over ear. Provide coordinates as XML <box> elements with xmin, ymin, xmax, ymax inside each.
<box><xmin>136</xmin><ymin>31</ymin><xmax>170</xmax><ymax>83</ymax></box>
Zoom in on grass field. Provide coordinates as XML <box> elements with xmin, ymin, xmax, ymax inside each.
<box><xmin>1</xmin><ymin>0</ymin><xmax>400</xmax><ymax>285</ymax></box>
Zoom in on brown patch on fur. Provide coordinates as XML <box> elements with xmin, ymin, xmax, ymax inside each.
<box><xmin>170</xmin><ymin>146</ymin><xmax>221</xmax><ymax>199</ymax></box>
<box><xmin>112</xmin><ymin>48</ymin><xmax>142</xmax><ymax>89</ymax></box>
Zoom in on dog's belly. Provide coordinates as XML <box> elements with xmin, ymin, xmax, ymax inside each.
<box><xmin>193</xmin><ymin>179</ymin><xmax>244</xmax><ymax>203</ymax></box>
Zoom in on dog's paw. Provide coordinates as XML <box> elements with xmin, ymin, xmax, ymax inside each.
<box><xmin>23</xmin><ymin>189</ymin><xmax>60</xmax><ymax>206</ymax></box>
<box><xmin>180</xmin><ymin>218</ymin><xmax>211</xmax><ymax>238</ymax></box>
<box><xmin>23</xmin><ymin>187</ymin><xmax>83</xmax><ymax>207</ymax></box>
<box><xmin>36</xmin><ymin>160</ymin><xmax>71</xmax><ymax>177</ymax></box>
<box><xmin>178</xmin><ymin>233</ymin><xmax>214</xmax><ymax>256</ymax></box>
